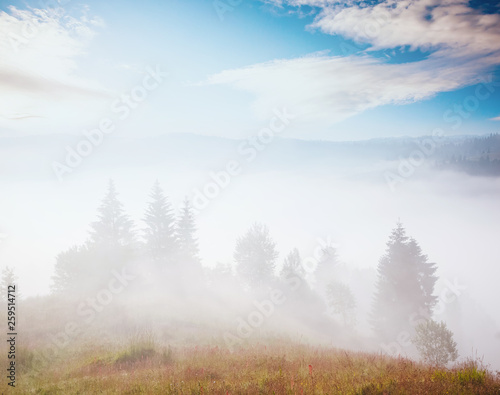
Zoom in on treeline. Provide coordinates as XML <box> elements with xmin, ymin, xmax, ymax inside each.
<box><xmin>44</xmin><ymin>179</ymin><xmax>459</xmax><ymax>365</ymax></box>
<box><xmin>51</xmin><ymin>180</ymin><xmax>201</xmax><ymax>295</ymax></box>
<box><xmin>435</xmin><ymin>133</ymin><xmax>500</xmax><ymax>176</ymax></box>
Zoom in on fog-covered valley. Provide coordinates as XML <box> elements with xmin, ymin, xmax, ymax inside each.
<box><xmin>1</xmin><ymin>133</ymin><xmax>499</xmax><ymax>372</ymax></box>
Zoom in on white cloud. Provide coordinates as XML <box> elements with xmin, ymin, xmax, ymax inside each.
<box><xmin>208</xmin><ymin>0</ymin><xmax>500</xmax><ymax>125</ymax></box>
<box><xmin>263</xmin><ymin>0</ymin><xmax>351</xmax><ymax>7</ymax></box>
<box><xmin>490</xmin><ymin>116</ymin><xmax>500</xmax><ymax>121</ymax></box>
<box><xmin>310</xmin><ymin>0</ymin><xmax>500</xmax><ymax>58</ymax></box>
<box><xmin>206</xmin><ymin>52</ymin><xmax>484</xmax><ymax>123</ymax></box>
<box><xmin>0</xmin><ymin>6</ymin><xmax>109</xmax><ymax>133</ymax></box>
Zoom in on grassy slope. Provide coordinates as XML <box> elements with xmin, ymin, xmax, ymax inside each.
<box><xmin>14</xmin><ymin>339</ymin><xmax>500</xmax><ymax>394</ymax></box>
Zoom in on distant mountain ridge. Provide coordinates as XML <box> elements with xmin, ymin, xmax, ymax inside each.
<box><xmin>1</xmin><ymin>132</ymin><xmax>499</xmax><ymax>181</ymax></box>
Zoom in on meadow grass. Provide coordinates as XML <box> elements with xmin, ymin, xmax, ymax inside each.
<box><xmin>12</xmin><ymin>338</ymin><xmax>500</xmax><ymax>394</ymax></box>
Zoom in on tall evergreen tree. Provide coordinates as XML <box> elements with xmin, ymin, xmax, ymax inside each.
<box><xmin>314</xmin><ymin>244</ymin><xmax>339</xmax><ymax>292</ymax></box>
<box><xmin>143</xmin><ymin>180</ymin><xmax>177</xmax><ymax>263</ymax></box>
<box><xmin>89</xmin><ymin>180</ymin><xmax>135</xmax><ymax>247</ymax></box>
<box><xmin>276</xmin><ymin>247</ymin><xmax>330</xmax><ymax>332</ymax></box>
<box><xmin>176</xmin><ymin>197</ymin><xmax>199</xmax><ymax>266</ymax></box>
<box><xmin>234</xmin><ymin>223</ymin><xmax>278</xmax><ymax>289</ymax></box>
<box><xmin>52</xmin><ymin>182</ymin><xmax>136</xmax><ymax>294</ymax></box>
<box><xmin>371</xmin><ymin>223</ymin><xmax>438</xmax><ymax>340</ymax></box>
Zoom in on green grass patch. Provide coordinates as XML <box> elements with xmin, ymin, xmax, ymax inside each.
<box><xmin>114</xmin><ymin>332</ymin><xmax>173</xmax><ymax>365</ymax></box>
<box><xmin>455</xmin><ymin>363</ymin><xmax>487</xmax><ymax>386</ymax></box>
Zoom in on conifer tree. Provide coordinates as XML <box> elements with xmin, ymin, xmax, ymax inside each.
<box><xmin>143</xmin><ymin>180</ymin><xmax>177</xmax><ymax>263</ymax></box>
<box><xmin>314</xmin><ymin>244</ymin><xmax>339</xmax><ymax>292</ymax></box>
<box><xmin>89</xmin><ymin>180</ymin><xmax>135</xmax><ymax>247</ymax></box>
<box><xmin>371</xmin><ymin>222</ymin><xmax>438</xmax><ymax>340</ymax></box>
<box><xmin>176</xmin><ymin>197</ymin><xmax>199</xmax><ymax>266</ymax></box>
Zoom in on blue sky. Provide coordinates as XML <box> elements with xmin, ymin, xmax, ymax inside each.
<box><xmin>1</xmin><ymin>0</ymin><xmax>500</xmax><ymax>140</ymax></box>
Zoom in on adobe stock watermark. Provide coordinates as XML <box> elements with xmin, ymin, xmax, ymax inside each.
<box><xmin>31</xmin><ymin>266</ymin><xmax>138</xmax><ymax>371</ymax></box>
<box><xmin>223</xmin><ymin>289</ymin><xmax>287</xmax><ymax>352</ymax></box>
<box><xmin>443</xmin><ymin>74</ymin><xmax>500</xmax><ymax>129</ymax></box>
<box><xmin>190</xmin><ymin>108</ymin><xmax>296</xmax><ymax>214</ymax></box>
<box><xmin>384</xmin><ymin>129</ymin><xmax>445</xmax><ymax>192</ymax></box>
<box><xmin>385</xmin><ymin>73</ymin><xmax>500</xmax><ymax>192</ymax></box>
<box><xmin>223</xmin><ymin>235</ymin><xmax>336</xmax><ymax>352</ymax></box>
<box><xmin>380</xmin><ymin>277</ymin><xmax>467</xmax><ymax>357</ymax></box>
<box><xmin>297</xmin><ymin>236</ymin><xmax>338</xmax><ymax>275</ymax></box>
<box><xmin>52</xmin><ymin>65</ymin><xmax>167</xmax><ymax>182</ymax></box>
<box><xmin>213</xmin><ymin>0</ymin><xmax>243</xmax><ymax>22</ymax></box>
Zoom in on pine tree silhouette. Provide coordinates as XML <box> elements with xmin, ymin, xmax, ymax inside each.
<box><xmin>143</xmin><ymin>180</ymin><xmax>177</xmax><ymax>265</ymax></box>
<box><xmin>176</xmin><ymin>197</ymin><xmax>200</xmax><ymax>268</ymax></box>
<box><xmin>89</xmin><ymin>180</ymin><xmax>135</xmax><ymax>247</ymax></box>
<box><xmin>371</xmin><ymin>222</ymin><xmax>438</xmax><ymax>340</ymax></box>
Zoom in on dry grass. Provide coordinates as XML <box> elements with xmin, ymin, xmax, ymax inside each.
<box><xmin>13</xmin><ymin>338</ymin><xmax>500</xmax><ymax>394</ymax></box>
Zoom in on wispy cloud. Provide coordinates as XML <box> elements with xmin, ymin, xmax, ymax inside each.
<box><xmin>309</xmin><ymin>0</ymin><xmax>500</xmax><ymax>58</ymax></box>
<box><xmin>206</xmin><ymin>52</ymin><xmax>484</xmax><ymax>123</ymax></box>
<box><xmin>0</xmin><ymin>6</ymin><xmax>109</xmax><ymax>132</ymax></box>
<box><xmin>207</xmin><ymin>0</ymin><xmax>500</xmax><ymax>124</ymax></box>
<box><xmin>4</xmin><ymin>113</ymin><xmax>44</xmax><ymax>120</ymax></box>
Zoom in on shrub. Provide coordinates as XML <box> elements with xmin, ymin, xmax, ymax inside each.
<box><xmin>412</xmin><ymin>320</ymin><xmax>458</xmax><ymax>366</ymax></box>
<box><xmin>455</xmin><ymin>361</ymin><xmax>486</xmax><ymax>385</ymax></box>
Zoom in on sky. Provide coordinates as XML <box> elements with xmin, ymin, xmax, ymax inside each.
<box><xmin>1</xmin><ymin>0</ymin><xmax>500</xmax><ymax>141</ymax></box>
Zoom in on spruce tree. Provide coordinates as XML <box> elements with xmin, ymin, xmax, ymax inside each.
<box><xmin>314</xmin><ymin>244</ymin><xmax>338</xmax><ymax>292</ymax></box>
<box><xmin>51</xmin><ymin>181</ymin><xmax>137</xmax><ymax>295</ymax></box>
<box><xmin>277</xmin><ymin>247</ymin><xmax>328</xmax><ymax>329</ymax></box>
<box><xmin>89</xmin><ymin>180</ymin><xmax>135</xmax><ymax>247</ymax></box>
<box><xmin>143</xmin><ymin>180</ymin><xmax>177</xmax><ymax>264</ymax></box>
<box><xmin>371</xmin><ymin>222</ymin><xmax>438</xmax><ymax>340</ymax></box>
<box><xmin>176</xmin><ymin>197</ymin><xmax>199</xmax><ymax>266</ymax></box>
